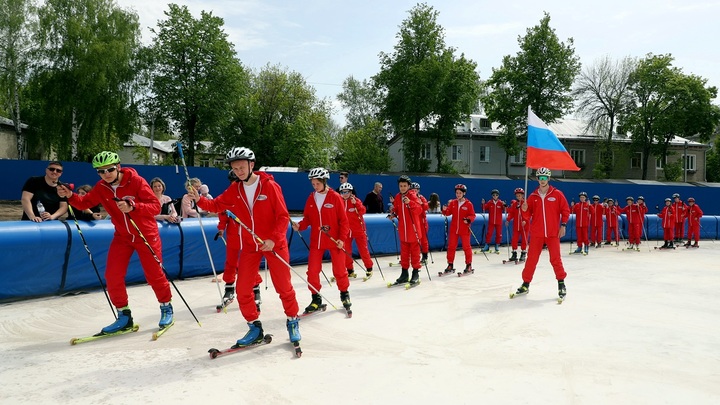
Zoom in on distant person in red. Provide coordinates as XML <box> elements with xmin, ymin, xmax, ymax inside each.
<box><xmin>412</xmin><ymin>182</ymin><xmax>430</xmax><ymax>263</ymax></box>
<box><xmin>657</xmin><ymin>198</ymin><xmax>675</xmax><ymax>249</ymax></box>
<box><xmin>571</xmin><ymin>192</ymin><xmax>591</xmax><ymax>254</ymax></box>
<box><xmin>684</xmin><ymin>197</ymin><xmax>703</xmax><ymax>248</ymax></box>
<box><xmin>671</xmin><ymin>193</ymin><xmax>687</xmax><ymax>243</ymax></box>
<box><xmin>589</xmin><ymin>195</ymin><xmax>604</xmax><ymax>248</ymax></box>
<box><xmin>338</xmin><ymin>182</ymin><xmax>374</xmax><ymax>279</ymax></box>
<box><xmin>512</xmin><ymin>168</ymin><xmax>569</xmax><ymax>301</ymax></box>
<box><xmin>481</xmin><ymin>189</ymin><xmax>505</xmax><ymax>253</ymax></box>
<box><xmin>637</xmin><ymin>196</ymin><xmax>648</xmax><ymax>237</ymax></box>
<box><xmin>506</xmin><ymin>188</ymin><xmax>528</xmax><ymax>262</ymax></box>
<box><xmin>604</xmin><ymin>198</ymin><xmax>620</xmax><ymax>246</ymax></box>
<box><xmin>621</xmin><ymin>196</ymin><xmax>643</xmax><ymax>250</ymax></box>
<box><xmin>441</xmin><ymin>183</ymin><xmax>476</xmax><ymax>275</ymax></box>
<box><xmin>388</xmin><ymin>175</ymin><xmax>423</xmax><ymax>285</ymax></box>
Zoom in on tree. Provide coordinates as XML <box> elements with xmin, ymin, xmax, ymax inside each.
<box><xmin>0</xmin><ymin>0</ymin><xmax>35</xmax><ymax>159</ymax></box>
<box><xmin>482</xmin><ymin>12</ymin><xmax>581</xmax><ymax>174</ymax></box>
<box><xmin>150</xmin><ymin>3</ymin><xmax>246</xmax><ymax>166</ymax></box>
<box><xmin>573</xmin><ymin>55</ymin><xmax>636</xmax><ymax>178</ymax></box>
<box><xmin>337</xmin><ymin>76</ymin><xmax>382</xmax><ymax>131</ymax></box>
<box><xmin>27</xmin><ymin>0</ymin><xmax>141</xmax><ymax>161</ymax></box>
<box><xmin>374</xmin><ymin>3</ymin><xmax>480</xmax><ymax>173</ymax></box>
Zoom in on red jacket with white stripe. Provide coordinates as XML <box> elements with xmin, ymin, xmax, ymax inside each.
<box><xmin>442</xmin><ymin>198</ymin><xmax>476</xmax><ymax>236</ymax></box>
<box><xmin>297</xmin><ymin>188</ymin><xmax>350</xmax><ymax>250</ymax></box>
<box><xmin>521</xmin><ymin>185</ymin><xmax>570</xmax><ymax>238</ymax></box>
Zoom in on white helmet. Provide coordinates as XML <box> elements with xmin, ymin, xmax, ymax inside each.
<box><xmin>308</xmin><ymin>167</ymin><xmax>330</xmax><ymax>180</ymax></box>
<box><xmin>536</xmin><ymin>167</ymin><xmax>551</xmax><ymax>177</ymax></box>
<box><xmin>339</xmin><ymin>183</ymin><xmax>354</xmax><ymax>192</ymax></box>
<box><xmin>226</xmin><ymin>147</ymin><xmax>255</xmax><ymax>163</ymax></box>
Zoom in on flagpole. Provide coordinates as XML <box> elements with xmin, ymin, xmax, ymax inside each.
<box><xmin>524</xmin><ymin>166</ymin><xmax>529</xmax><ymax>200</ymax></box>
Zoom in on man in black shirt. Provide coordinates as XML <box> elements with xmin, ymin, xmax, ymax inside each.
<box><xmin>363</xmin><ymin>182</ymin><xmax>384</xmax><ymax>213</ymax></box>
<box><xmin>21</xmin><ymin>160</ymin><xmax>68</xmax><ymax>221</ymax></box>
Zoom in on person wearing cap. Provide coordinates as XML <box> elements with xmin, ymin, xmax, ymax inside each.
<box><xmin>621</xmin><ymin>196</ymin><xmax>642</xmax><ymax>250</ymax></box>
<box><xmin>604</xmin><ymin>198</ymin><xmax>620</xmax><ymax>246</ymax></box>
<box><xmin>190</xmin><ymin>147</ymin><xmax>302</xmax><ymax>347</ymax></box>
<box><xmin>505</xmin><ymin>187</ymin><xmax>528</xmax><ymax>262</ymax></box>
<box><xmin>684</xmin><ymin>197</ymin><xmax>703</xmax><ymax>247</ymax></box>
<box><xmin>657</xmin><ymin>198</ymin><xmax>675</xmax><ymax>249</ymax></box>
<box><xmin>338</xmin><ymin>182</ymin><xmax>374</xmax><ymax>279</ymax></box>
<box><xmin>481</xmin><ymin>189</ymin><xmax>505</xmax><ymax>253</ymax></box>
<box><xmin>388</xmin><ymin>175</ymin><xmax>423</xmax><ymax>285</ymax></box>
<box><xmin>56</xmin><ymin>151</ymin><xmax>173</xmax><ymax>336</ymax></box>
<box><xmin>441</xmin><ymin>183</ymin><xmax>476</xmax><ymax>274</ymax></box>
<box><xmin>512</xmin><ymin>167</ymin><xmax>569</xmax><ymax>301</ymax></box>
<box><xmin>411</xmin><ymin>182</ymin><xmax>431</xmax><ymax>263</ymax></box>
<box><xmin>589</xmin><ymin>195</ymin><xmax>604</xmax><ymax>248</ymax></box>
<box><xmin>671</xmin><ymin>193</ymin><xmax>687</xmax><ymax>244</ymax></box>
<box><xmin>571</xmin><ymin>192</ymin><xmax>591</xmax><ymax>254</ymax></box>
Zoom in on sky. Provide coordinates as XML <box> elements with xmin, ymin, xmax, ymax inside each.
<box><xmin>114</xmin><ymin>0</ymin><xmax>720</xmax><ymax>124</ymax></box>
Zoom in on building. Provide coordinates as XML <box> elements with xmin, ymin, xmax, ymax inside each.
<box><xmin>0</xmin><ymin>116</ymin><xmax>27</xmax><ymax>159</ymax></box>
<box><xmin>388</xmin><ymin>114</ymin><xmax>710</xmax><ymax>181</ymax></box>
<box><xmin>120</xmin><ymin>134</ymin><xmax>224</xmax><ymax>167</ymax></box>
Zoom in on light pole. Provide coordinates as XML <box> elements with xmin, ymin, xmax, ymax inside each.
<box><xmin>683</xmin><ymin>141</ymin><xmax>688</xmax><ymax>182</ymax></box>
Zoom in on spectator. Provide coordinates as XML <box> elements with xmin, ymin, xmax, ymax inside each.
<box><xmin>427</xmin><ymin>193</ymin><xmax>441</xmax><ymax>213</ymax></box>
<box><xmin>181</xmin><ymin>178</ymin><xmax>202</xmax><ymax>218</ymax></box>
<box><xmin>21</xmin><ymin>160</ymin><xmax>68</xmax><ymax>222</ymax></box>
<box><xmin>150</xmin><ymin>177</ymin><xmax>179</xmax><ymax>223</ymax></box>
<box><xmin>68</xmin><ymin>185</ymin><xmax>103</xmax><ymax>221</ymax></box>
<box><xmin>363</xmin><ymin>182</ymin><xmax>384</xmax><ymax>213</ymax></box>
<box><xmin>338</xmin><ymin>171</ymin><xmax>357</xmax><ymax>196</ymax></box>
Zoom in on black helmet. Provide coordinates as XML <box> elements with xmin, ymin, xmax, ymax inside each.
<box><xmin>491</xmin><ymin>189</ymin><xmax>499</xmax><ymax>195</ymax></box>
<box><xmin>579</xmin><ymin>191</ymin><xmax>588</xmax><ymax>197</ymax></box>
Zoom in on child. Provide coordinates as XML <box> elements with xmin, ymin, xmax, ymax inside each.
<box><xmin>571</xmin><ymin>192</ymin><xmax>591</xmax><ymax>254</ymax></box>
<box><xmin>604</xmin><ymin>198</ymin><xmax>620</xmax><ymax>246</ymax></box>
<box><xmin>684</xmin><ymin>197</ymin><xmax>703</xmax><ymax>247</ymax></box>
<box><xmin>412</xmin><ymin>182</ymin><xmax>430</xmax><ymax>263</ymax></box>
<box><xmin>481</xmin><ymin>189</ymin><xmax>505</xmax><ymax>253</ymax></box>
<box><xmin>388</xmin><ymin>175</ymin><xmax>423</xmax><ymax>284</ymax></box>
<box><xmin>441</xmin><ymin>184</ymin><xmax>476</xmax><ymax>274</ymax></box>
<box><xmin>621</xmin><ymin>196</ymin><xmax>643</xmax><ymax>250</ymax></box>
<box><xmin>505</xmin><ymin>187</ymin><xmax>528</xmax><ymax>262</ymax></box>
<box><xmin>589</xmin><ymin>195</ymin><xmax>604</xmax><ymax>248</ymax></box>
<box><xmin>338</xmin><ymin>182</ymin><xmax>374</xmax><ymax>278</ymax></box>
<box><xmin>672</xmin><ymin>193</ymin><xmax>687</xmax><ymax>244</ymax></box>
<box><xmin>657</xmin><ymin>198</ymin><xmax>675</xmax><ymax>249</ymax></box>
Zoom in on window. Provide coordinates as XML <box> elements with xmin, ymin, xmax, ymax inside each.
<box><xmin>570</xmin><ymin>149</ymin><xmax>585</xmax><ymax>165</ymax></box>
<box><xmin>420</xmin><ymin>143</ymin><xmax>431</xmax><ymax>160</ymax></box>
<box><xmin>451</xmin><ymin>145</ymin><xmax>463</xmax><ymax>161</ymax></box>
<box><xmin>630</xmin><ymin>152</ymin><xmax>642</xmax><ymax>169</ymax></box>
<box><xmin>477</xmin><ymin>146</ymin><xmax>490</xmax><ymax>163</ymax></box>
<box><xmin>655</xmin><ymin>156</ymin><xmax>666</xmax><ymax>170</ymax></box>
<box><xmin>685</xmin><ymin>154</ymin><xmax>697</xmax><ymax>171</ymax></box>
<box><xmin>510</xmin><ymin>150</ymin><xmax>525</xmax><ymax>165</ymax></box>
<box><xmin>199</xmin><ymin>159</ymin><xmax>210</xmax><ymax>168</ymax></box>
<box><xmin>479</xmin><ymin>118</ymin><xmax>491</xmax><ymax>129</ymax></box>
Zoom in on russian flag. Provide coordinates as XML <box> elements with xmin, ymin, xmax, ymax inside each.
<box><xmin>526</xmin><ymin>106</ymin><xmax>580</xmax><ymax>171</ymax></box>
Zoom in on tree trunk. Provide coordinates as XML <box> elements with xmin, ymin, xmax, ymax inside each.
<box><xmin>12</xmin><ymin>83</ymin><xmax>25</xmax><ymax>159</ymax></box>
<box><xmin>71</xmin><ymin>108</ymin><xmax>83</xmax><ymax>161</ymax></box>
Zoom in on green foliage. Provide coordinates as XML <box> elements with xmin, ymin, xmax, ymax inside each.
<box><xmin>335</xmin><ymin>120</ymin><xmax>391</xmax><ymax>173</ymax></box>
<box><xmin>706</xmin><ymin>135</ymin><xmax>720</xmax><ymax>182</ymax></box>
<box><xmin>662</xmin><ymin>160</ymin><xmax>682</xmax><ymax>182</ymax></box>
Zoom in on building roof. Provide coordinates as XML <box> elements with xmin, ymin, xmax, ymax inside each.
<box><xmin>123</xmin><ymin>134</ymin><xmax>216</xmax><ymax>154</ymax></box>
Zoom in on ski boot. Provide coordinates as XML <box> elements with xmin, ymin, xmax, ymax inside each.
<box><xmin>692</xmin><ymin>241</ymin><xmax>699</xmax><ymax>248</ymax></box>
<box><xmin>409</xmin><ymin>269</ymin><xmax>420</xmax><ymax>284</ymax></box>
<box><xmin>519</xmin><ymin>251</ymin><xmax>527</xmax><ymax>262</ymax></box>
<box><xmin>668</xmin><ymin>240</ymin><xmax>675</xmax><ymax>249</ymax></box>
<box><xmin>480</xmin><ymin>244</ymin><xmax>490</xmax><ymax>252</ymax></box>
<box><xmin>223</xmin><ymin>284</ymin><xmax>235</xmax><ymax>303</ymax></box>
<box><xmin>583</xmin><ymin>245</ymin><xmax>589</xmax><ymax>255</ymax></box>
<box><xmin>508</xmin><ymin>251</ymin><xmax>518</xmax><ymax>262</ymax></box>
<box><xmin>512</xmin><ymin>282</ymin><xmax>530</xmax><ymax>298</ymax></box>
<box><xmin>101</xmin><ymin>306</ymin><xmax>134</xmax><ymax>334</ymax></box>
<box><xmin>286</xmin><ymin>317</ymin><xmax>301</xmax><ymax>343</ymax></box>
<box><xmin>395</xmin><ymin>268</ymin><xmax>409</xmax><ymax>284</ymax></box>
<box><xmin>347</xmin><ymin>269</ymin><xmax>357</xmax><ymax>279</ymax></box>
<box><xmin>253</xmin><ymin>284</ymin><xmax>262</xmax><ymax>312</ymax></box>
<box><xmin>364</xmin><ymin>268</ymin><xmax>373</xmax><ymax>281</ymax></box>
<box><xmin>159</xmin><ymin>302</ymin><xmax>173</xmax><ymax>328</ymax></box>
<box><xmin>558</xmin><ymin>280</ymin><xmax>567</xmax><ymax>301</ymax></box>
<box><xmin>604</xmin><ymin>241</ymin><xmax>611</xmax><ymax>245</ymax></box>
<box><xmin>340</xmin><ymin>291</ymin><xmax>352</xmax><ymax>316</ymax></box>
<box><xmin>236</xmin><ymin>320</ymin><xmax>264</xmax><ymax>346</ymax></box>
<box><xmin>442</xmin><ymin>263</ymin><xmax>454</xmax><ymax>275</ymax></box>
<box><xmin>573</xmin><ymin>246</ymin><xmax>583</xmax><ymax>254</ymax></box>
<box><xmin>421</xmin><ymin>252</ymin><xmax>428</xmax><ymax>264</ymax></box>
<box><xmin>494</xmin><ymin>244</ymin><xmax>500</xmax><ymax>254</ymax></box>
<box><xmin>304</xmin><ymin>293</ymin><xmax>323</xmax><ymax>314</ymax></box>
<box><xmin>683</xmin><ymin>240</ymin><xmax>691</xmax><ymax>247</ymax></box>
<box><xmin>462</xmin><ymin>263</ymin><xmax>473</xmax><ymax>274</ymax></box>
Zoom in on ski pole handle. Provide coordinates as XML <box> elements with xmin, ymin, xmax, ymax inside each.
<box><xmin>177</xmin><ymin>142</ymin><xmax>185</xmax><ymax>159</ymax></box>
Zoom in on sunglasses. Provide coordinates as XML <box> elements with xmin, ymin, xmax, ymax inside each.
<box><xmin>96</xmin><ymin>166</ymin><xmax>117</xmax><ymax>174</ymax></box>
<box><xmin>538</xmin><ymin>176</ymin><xmax>549</xmax><ymax>181</ymax></box>
<box><xmin>341</xmin><ymin>190</ymin><xmax>351</xmax><ymax>194</ymax></box>
<box><xmin>47</xmin><ymin>167</ymin><xmax>63</xmax><ymax>173</ymax></box>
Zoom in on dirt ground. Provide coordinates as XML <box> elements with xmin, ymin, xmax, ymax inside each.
<box><xmin>0</xmin><ymin>201</ymin><xmax>25</xmax><ymax>221</ymax></box>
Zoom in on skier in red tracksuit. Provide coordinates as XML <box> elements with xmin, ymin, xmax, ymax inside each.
<box><xmin>481</xmin><ymin>189</ymin><xmax>505</xmax><ymax>253</ymax></box>
<box><xmin>589</xmin><ymin>195</ymin><xmax>604</xmax><ymax>248</ymax></box>
<box><xmin>388</xmin><ymin>175</ymin><xmax>424</xmax><ymax>285</ymax></box>
<box><xmin>684</xmin><ymin>197</ymin><xmax>703</xmax><ymax>247</ymax></box>
<box><xmin>338</xmin><ymin>182</ymin><xmax>374</xmax><ymax>278</ymax></box>
<box><xmin>292</xmin><ymin>168</ymin><xmax>352</xmax><ymax>314</ymax></box>
<box><xmin>506</xmin><ymin>187</ymin><xmax>528</xmax><ymax>262</ymax></box>
<box><xmin>637</xmin><ymin>196</ymin><xmax>648</xmax><ymax>241</ymax></box>
<box><xmin>604</xmin><ymin>199</ymin><xmax>620</xmax><ymax>245</ymax></box>
<box><xmin>192</xmin><ymin>147</ymin><xmax>301</xmax><ymax>347</ymax></box>
<box><xmin>657</xmin><ymin>198</ymin><xmax>675</xmax><ymax>249</ymax></box>
<box><xmin>571</xmin><ymin>192</ymin><xmax>591</xmax><ymax>254</ymax></box>
<box><xmin>620</xmin><ymin>196</ymin><xmax>643</xmax><ymax>249</ymax></box>
<box><xmin>57</xmin><ymin>151</ymin><xmax>173</xmax><ymax>335</ymax></box>
<box><xmin>672</xmin><ymin>193</ymin><xmax>687</xmax><ymax>243</ymax></box>
<box><xmin>412</xmin><ymin>182</ymin><xmax>431</xmax><ymax>264</ymax></box>
<box><xmin>440</xmin><ymin>183</ymin><xmax>476</xmax><ymax>275</ymax></box>
<box><xmin>513</xmin><ymin>167</ymin><xmax>569</xmax><ymax>301</ymax></box>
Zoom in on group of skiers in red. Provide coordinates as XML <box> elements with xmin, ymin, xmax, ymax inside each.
<box><xmin>657</xmin><ymin>193</ymin><xmax>704</xmax><ymax>249</ymax></box>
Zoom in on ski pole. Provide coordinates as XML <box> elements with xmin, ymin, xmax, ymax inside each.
<box><xmin>115</xmin><ymin>198</ymin><xmax>201</xmax><ymax>327</ymax></box>
<box><xmin>469</xmin><ymin>227</ymin><xmax>489</xmax><ymax>261</ymax></box>
<box><xmin>290</xmin><ymin>221</ymin><xmax>333</xmax><ymax>287</ymax></box>
<box><xmin>226</xmin><ymin>211</ymin><xmax>338</xmax><ymax>309</ymax></box>
<box><xmin>176</xmin><ymin>143</ymin><xmax>224</xmax><ymax>308</ymax></box>
<box><xmin>403</xmin><ymin>202</ymin><xmax>431</xmax><ymax>281</ymax></box>
<box><xmin>641</xmin><ymin>217</ymin><xmax>651</xmax><ymax>251</ymax></box>
<box><xmin>387</xmin><ymin>215</ymin><xmax>400</xmax><ymax>259</ymax></box>
<box><xmin>318</xmin><ymin>225</ymin><xmax>367</xmax><ymax>275</ymax></box>
<box><xmin>569</xmin><ymin>213</ymin><xmax>574</xmax><ymax>254</ymax></box>
<box><xmin>351</xmin><ymin>204</ymin><xmax>385</xmax><ymax>280</ymax></box>
<box><xmin>365</xmin><ymin>234</ymin><xmax>385</xmax><ymax>280</ymax></box>
<box><xmin>441</xmin><ymin>215</ymin><xmax>448</xmax><ymax>252</ymax></box>
<box><xmin>60</xmin><ymin>191</ymin><xmax>116</xmax><ymax>320</ymax></box>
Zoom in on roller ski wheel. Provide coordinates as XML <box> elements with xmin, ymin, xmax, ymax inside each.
<box><xmin>457</xmin><ymin>269</ymin><xmax>474</xmax><ymax>277</ymax></box>
<box><xmin>502</xmin><ymin>260</ymin><xmax>518</xmax><ymax>265</ymax></box>
<box><xmin>300</xmin><ymin>304</ymin><xmax>328</xmax><ymax>318</ymax></box>
<box><xmin>557</xmin><ymin>296</ymin><xmax>565</xmax><ymax>304</ymax></box>
<box><xmin>437</xmin><ymin>270</ymin><xmax>455</xmax><ymax>277</ymax></box>
<box><xmin>208</xmin><ymin>334</ymin><xmax>273</xmax><ymax>359</ymax></box>
<box><xmin>362</xmin><ymin>273</ymin><xmax>373</xmax><ymax>282</ymax></box>
<box><xmin>152</xmin><ymin>320</ymin><xmax>175</xmax><ymax>341</ymax></box>
<box><xmin>293</xmin><ymin>341</ymin><xmax>302</xmax><ymax>358</ymax></box>
<box><xmin>216</xmin><ymin>298</ymin><xmax>235</xmax><ymax>313</ymax></box>
<box><xmin>404</xmin><ymin>280</ymin><xmax>421</xmax><ymax>290</ymax></box>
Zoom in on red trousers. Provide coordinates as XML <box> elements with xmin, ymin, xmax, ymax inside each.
<box><xmin>307</xmin><ymin>247</ymin><xmax>349</xmax><ymax>293</ymax></box>
<box><xmin>399</xmin><ymin>240</ymin><xmax>421</xmax><ymax>270</ymax></box>
<box><xmin>627</xmin><ymin>223</ymin><xmax>641</xmax><ymax>245</ymax></box>
<box><xmin>575</xmin><ymin>226</ymin><xmax>589</xmax><ymax>247</ymax></box>
<box><xmin>105</xmin><ymin>233</ymin><xmax>171</xmax><ymax>308</ymax></box>
<box><xmin>663</xmin><ymin>227</ymin><xmax>675</xmax><ymax>241</ymax></box>
<box><xmin>521</xmin><ymin>236</ymin><xmax>567</xmax><ymax>284</ymax></box>
<box><xmin>687</xmin><ymin>224</ymin><xmax>700</xmax><ymax>242</ymax></box>
<box><xmin>589</xmin><ymin>223</ymin><xmax>603</xmax><ymax>244</ymax></box>
<box><xmin>344</xmin><ymin>232</ymin><xmax>374</xmax><ymax>270</ymax></box>
<box><xmin>222</xmin><ymin>230</ymin><xmax>262</xmax><ymax>286</ymax></box>
<box><xmin>236</xmin><ymin>248</ymin><xmax>298</xmax><ymax>321</ymax></box>
<box><xmin>606</xmin><ymin>226</ymin><xmax>619</xmax><ymax>243</ymax></box>
<box><xmin>510</xmin><ymin>224</ymin><xmax>528</xmax><ymax>251</ymax></box>
<box><xmin>674</xmin><ymin>222</ymin><xmax>685</xmax><ymax>239</ymax></box>
<box><xmin>446</xmin><ymin>233</ymin><xmax>472</xmax><ymax>265</ymax></box>
<box><xmin>485</xmin><ymin>223</ymin><xmax>502</xmax><ymax>245</ymax></box>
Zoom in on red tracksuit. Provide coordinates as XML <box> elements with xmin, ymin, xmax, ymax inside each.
<box><xmin>605</xmin><ymin>204</ymin><xmax>620</xmax><ymax>244</ymax></box>
<box><xmin>506</xmin><ymin>199</ymin><xmax>528</xmax><ymax>251</ymax></box>
<box><xmin>520</xmin><ymin>185</ymin><xmax>569</xmax><ymax>283</ymax></box>
<box><xmin>621</xmin><ymin>203</ymin><xmax>643</xmax><ymax>245</ymax></box>
<box><xmin>571</xmin><ymin>201</ymin><xmax>590</xmax><ymax>248</ymax></box>
<box><xmin>342</xmin><ymin>196</ymin><xmax>373</xmax><ymax>271</ymax></box>
<box><xmin>198</xmin><ymin>172</ymin><xmax>299</xmax><ymax>320</ymax></box>
<box><xmin>442</xmin><ymin>198</ymin><xmax>476</xmax><ymax>265</ymax></box>
<box><xmin>685</xmin><ymin>204</ymin><xmax>703</xmax><ymax>243</ymax></box>
<box><xmin>658</xmin><ymin>204</ymin><xmax>674</xmax><ymax>242</ymax></box>
<box><xmin>297</xmin><ymin>188</ymin><xmax>351</xmax><ymax>294</ymax></box>
<box><xmin>589</xmin><ymin>202</ymin><xmax>604</xmax><ymax>245</ymax></box>
<box><xmin>68</xmin><ymin>167</ymin><xmax>171</xmax><ymax>308</ymax></box>
<box><xmin>392</xmin><ymin>191</ymin><xmax>423</xmax><ymax>270</ymax></box>
<box><xmin>672</xmin><ymin>201</ymin><xmax>687</xmax><ymax>240</ymax></box>
<box><xmin>483</xmin><ymin>198</ymin><xmax>505</xmax><ymax>246</ymax></box>
<box><xmin>416</xmin><ymin>192</ymin><xmax>430</xmax><ymax>254</ymax></box>
<box><xmin>217</xmin><ymin>210</ymin><xmax>262</xmax><ymax>286</ymax></box>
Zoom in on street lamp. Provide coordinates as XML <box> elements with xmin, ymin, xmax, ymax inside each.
<box><xmin>683</xmin><ymin>141</ymin><xmax>688</xmax><ymax>182</ymax></box>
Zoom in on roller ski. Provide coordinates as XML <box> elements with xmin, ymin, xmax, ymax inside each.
<box><xmin>457</xmin><ymin>264</ymin><xmax>474</xmax><ymax>277</ymax></box>
<box><xmin>655</xmin><ymin>241</ymin><xmax>676</xmax><ymax>250</ymax></box>
<box><xmin>216</xmin><ymin>285</ymin><xmax>236</xmax><ymax>312</ymax></box>
<box><xmin>71</xmin><ymin>307</ymin><xmax>139</xmax><ymax>345</ymax></box>
<box><xmin>152</xmin><ymin>303</ymin><xmax>174</xmax><ymax>340</ymax></box>
<box><xmin>340</xmin><ymin>291</ymin><xmax>352</xmax><ymax>318</ymax></box>
<box><xmin>509</xmin><ymin>282</ymin><xmax>529</xmax><ymax>299</ymax></box>
<box><xmin>331</xmin><ymin>269</ymin><xmax>358</xmax><ymax>283</ymax></box>
<box><xmin>685</xmin><ymin>242</ymin><xmax>699</xmax><ymax>249</ymax></box>
<box><xmin>503</xmin><ymin>251</ymin><xmax>519</xmax><ymax>264</ymax></box>
<box><xmin>287</xmin><ymin>317</ymin><xmax>302</xmax><ymax>357</ymax></box>
<box><xmin>208</xmin><ymin>334</ymin><xmax>273</xmax><ymax>359</ymax></box>
<box><xmin>557</xmin><ymin>280</ymin><xmax>567</xmax><ymax>304</ymax></box>
<box><xmin>362</xmin><ymin>270</ymin><xmax>374</xmax><ymax>281</ymax></box>
<box><xmin>300</xmin><ymin>294</ymin><xmax>328</xmax><ymax>317</ymax></box>
<box><xmin>437</xmin><ymin>264</ymin><xmax>455</xmax><ymax>277</ymax></box>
